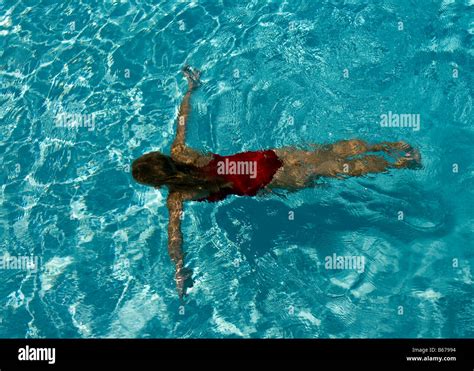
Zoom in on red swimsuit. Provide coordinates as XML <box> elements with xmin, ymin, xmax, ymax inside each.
<box><xmin>198</xmin><ymin>150</ymin><xmax>283</xmax><ymax>202</ymax></box>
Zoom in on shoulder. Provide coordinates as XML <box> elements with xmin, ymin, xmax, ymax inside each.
<box><xmin>171</xmin><ymin>145</ymin><xmax>213</xmax><ymax>167</ymax></box>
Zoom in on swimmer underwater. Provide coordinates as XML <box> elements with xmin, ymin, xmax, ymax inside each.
<box><xmin>132</xmin><ymin>66</ymin><xmax>421</xmax><ymax>298</ymax></box>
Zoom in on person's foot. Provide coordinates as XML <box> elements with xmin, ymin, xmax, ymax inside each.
<box><xmin>404</xmin><ymin>147</ymin><xmax>422</xmax><ymax>169</ymax></box>
<box><xmin>182</xmin><ymin>65</ymin><xmax>201</xmax><ymax>90</ymax></box>
<box><xmin>394</xmin><ymin>147</ymin><xmax>422</xmax><ymax>169</ymax></box>
<box><xmin>385</xmin><ymin>141</ymin><xmax>413</xmax><ymax>156</ymax></box>
<box><xmin>175</xmin><ymin>266</ymin><xmax>194</xmax><ymax>299</ymax></box>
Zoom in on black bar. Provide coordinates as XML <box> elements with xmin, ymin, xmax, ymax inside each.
<box><xmin>0</xmin><ymin>339</ymin><xmax>472</xmax><ymax>367</ymax></box>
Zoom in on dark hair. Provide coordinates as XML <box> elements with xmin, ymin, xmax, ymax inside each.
<box><xmin>131</xmin><ymin>151</ymin><xmax>223</xmax><ymax>192</ymax></box>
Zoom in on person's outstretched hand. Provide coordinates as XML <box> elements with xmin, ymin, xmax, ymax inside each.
<box><xmin>182</xmin><ymin>65</ymin><xmax>201</xmax><ymax>91</ymax></box>
<box><xmin>175</xmin><ymin>266</ymin><xmax>194</xmax><ymax>300</ymax></box>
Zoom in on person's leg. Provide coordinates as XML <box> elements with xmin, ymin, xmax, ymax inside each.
<box><xmin>270</xmin><ymin>147</ymin><xmax>320</xmax><ymax>189</ymax></box>
<box><xmin>311</xmin><ymin>140</ymin><xmax>421</xmax><ymax>177</ymax></box>
<box><xmin>270</xmin><ymin>140</ymin><xmax>421</xmax><ymax>189</ymax></box>
<box><xmin>327</xmin><ymin>139</ymin><xmax>415</xmax><ymax>158</ymax></box>
<box><xmin>325</xmin><ymin>139</ymin><xmax>370</xmax><ymax>157</ymax></box>
<box><xmin>322</xmin><ymin>155</ymin><xmax>391</xmax><ymax>177</ymax></box>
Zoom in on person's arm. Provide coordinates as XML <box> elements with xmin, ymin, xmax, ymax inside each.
<box><xmin>170</xmin><ymin>66</ymin><xmax>205</xmax><ymax>166</ymax></box>
<box><xmin>166</xmin><ymin>191</ymin><xmax>192</xmax><ymax>298</ymax></box>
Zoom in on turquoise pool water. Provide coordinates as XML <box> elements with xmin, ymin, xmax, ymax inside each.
<box><xmin>0</xmin><ymin>0</ymin><xmax>473</xmax><ymax>338</ymax></box>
